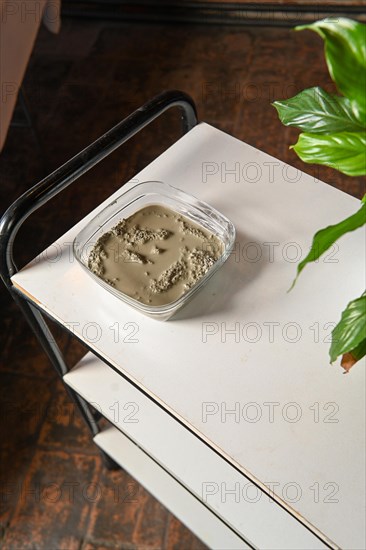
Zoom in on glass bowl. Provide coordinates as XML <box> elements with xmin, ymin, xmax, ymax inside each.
<box><xmin>73</xmin><ymin>181</ymin><xmax>235</xmax><ymax>321</ymax></box>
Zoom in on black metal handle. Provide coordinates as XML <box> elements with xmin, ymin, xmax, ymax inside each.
<box><xmin>0</xmin><ymin>90</ymin><xmax>197</xmax><ymax>288</ymax></box>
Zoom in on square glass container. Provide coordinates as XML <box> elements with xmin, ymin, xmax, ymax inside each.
<box><xmin>73</xmin><ymin>181</ymin><xmax>235</xmax><ymax>320</ymax></box>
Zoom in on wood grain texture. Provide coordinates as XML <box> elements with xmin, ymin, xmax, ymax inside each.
<box><xmin>0</xmin><ymin>17</ymin><xmax>364</xmax><ymax>550</ymax></box>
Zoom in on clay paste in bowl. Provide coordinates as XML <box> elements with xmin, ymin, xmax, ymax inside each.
<box><xmin>88</xmin><ymin>204</ymin><xmax>224</xmax><ymax>306</ymax></box>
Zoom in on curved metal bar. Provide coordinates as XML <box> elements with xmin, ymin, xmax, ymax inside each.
<box><xmin>0</xmin><ymin>90</ymin><xmax>197</xmax><ymax>440</ymax></box>
<box><xmin>0</xmin><ymin>89</ymin><xmax>197</xmax><ymax>287</ymax></box>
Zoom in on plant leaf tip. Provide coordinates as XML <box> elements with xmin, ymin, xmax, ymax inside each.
<box><xmin>287</xmin><ymin>277</ymin><xmax>298</xmax><ymax>293</ymax></box>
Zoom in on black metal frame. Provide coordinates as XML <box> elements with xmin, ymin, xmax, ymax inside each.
<box><xmin>0</xmin><ymin>90</ymin><xmax>198</xmax><ymax>450</ymax></box>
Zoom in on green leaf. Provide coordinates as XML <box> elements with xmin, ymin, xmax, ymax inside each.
<box><xmin>290</xmin><ymin>199</ymin><xmax>366</xmax><ymax>289</ymax></box>
<box><xmin>292</xmin><ymin>132</ymin><xmax>366</xmax><ymax>176</ymax></box>
<box><xmin>296</xmin><ymin>18</ymin><xmax>366</xmax><ymax>114</ymax></box>
<box><xmin>272</xmin><ymin>87</ymin><xmax>365</xmax><ymax>134</ymax></box>
<box><xmin>330</xmin><ymin>293</ymin><xmax>366</xmax><ymax>363</ymax></box>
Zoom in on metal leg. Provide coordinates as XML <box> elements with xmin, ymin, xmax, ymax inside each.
<box><xmin>12</xmin><ymin>292</ymin><xmax>68</xmax><ymax>376</ymax></box>
<box><xmin>0</xmin><ymin>91</ymin><xmax>198</xmax><ymax>458</ymax></box>
<box><xmin>101</xmin><ymin>451</ymin><xmax>121</xmax><ymax>471</ymax></box>
<box><xmin>12</xmin><ymin>290</ymin><xmax>100</xmax><ymax>437</ymax></box>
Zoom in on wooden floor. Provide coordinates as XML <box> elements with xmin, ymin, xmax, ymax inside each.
<box><xmin>0</xmin><ymin>16</ymin><xmax>364</xmax><ymax>550</ymax></box>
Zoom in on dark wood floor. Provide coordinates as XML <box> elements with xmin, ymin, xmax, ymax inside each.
<box><xmin>0</xmin><ymin>16</ymin><xmax>364</xmax><ymax>550</ymax></box>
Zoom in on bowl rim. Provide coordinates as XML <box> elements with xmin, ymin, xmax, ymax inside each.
<box><xmin>73</xmin><ymin>180</ymin><xmax>236</xmax><ymax>314</ymax></box>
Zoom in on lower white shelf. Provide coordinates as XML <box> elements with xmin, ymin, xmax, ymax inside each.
<box><xmin>64</xmin><ymin>353</ymin><xmax>331</xmax><ymax>550</ymax></box>
<box><xmin>94</xmin><ymin>425</ymin><xmax>248</xmax><ymax>549</ymax></box>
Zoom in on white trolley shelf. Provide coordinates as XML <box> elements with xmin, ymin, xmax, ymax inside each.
<box><xmin>2</xmin><ymin>92</ymin><xmax>365</xmax><ymax>550</ymax></box>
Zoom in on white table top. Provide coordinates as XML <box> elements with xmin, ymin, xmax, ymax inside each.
<box><xmin>13</xmin><ymin>123</ymin><xmax>366</xmax><ymax>549</ymax></box>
